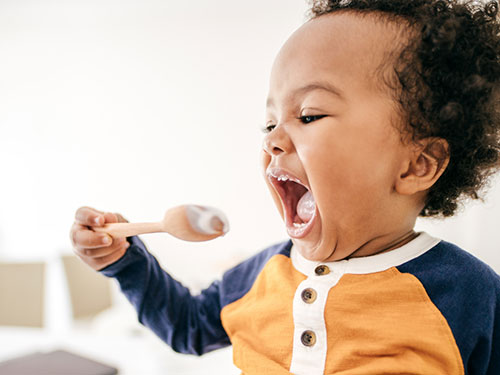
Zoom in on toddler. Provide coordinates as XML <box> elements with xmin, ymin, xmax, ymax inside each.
<box><xmin>70</xmin><ymin>0</ymin><xmax>500</xmax><ymax>373</ymax></box>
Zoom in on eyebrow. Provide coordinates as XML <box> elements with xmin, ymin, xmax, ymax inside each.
<box><xmin>266</xmin><ymin>81</ymin><xmax>344</xmax><ymax>109</ymax></box>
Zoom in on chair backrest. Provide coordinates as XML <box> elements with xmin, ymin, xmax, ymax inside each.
<box><xmin>61</xmin><ymin>255</ymin><xmax>112</xmax><ymax>320</ymax></box>
<box><xmin>0</xmin><ymin>262</ymin><xmax>45</xmax><ymax>327</ymax></box>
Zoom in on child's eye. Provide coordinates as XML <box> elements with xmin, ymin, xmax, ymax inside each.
<box><xmin>297</xmin><ymin>115</ymin><xmax>327</xmax><ymax>124</ymax></box>
<box><xmin>261</xmin><ymin>124</ymin><xmax>276</xmax><ymax>133</ymax></box>
<box><xmin>261</xmin><ymin>115</ymin><xmax>326</xmax><ymax>133</ymax></box>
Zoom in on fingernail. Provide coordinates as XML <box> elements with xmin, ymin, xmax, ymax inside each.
<box><xmin>185</xmin><ymin>205</ymin><xmax>230</xmax><ymax>235</ymax></box>
<box><xmin>209</xmin><ymin>217</ymin><xmax>224</xmax><ymax>232</ymax></box>
<box><xmin>94</xmin><ymin>216</ymin><xmax>101</xmax><ymax>225</ymax></box>
<box><xmin>102</xmin><ymin>236</ymin><xmax>111</xmax><ymax>244</ymax></box>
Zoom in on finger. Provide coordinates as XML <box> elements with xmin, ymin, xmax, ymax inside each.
<box><xmin>75</xmin><ymin>206</ymin><xmax>105</xmax><ymax>227</ymax></box>
<box><xmin>103</xmin><ymin>212</ymin><xmax>118</xmax><ymax>224</ymax></box>
<box><xmin>75</xmin><ymin>242</ymin><xmax>129</xmax><ymax>271</ymax></box>
<box><xmin>70</xmin><ymin>222</ymin><xmax>86</xmax><ymax>246</ymax></box>
<box><xmin>72</xmin><ymin>228</ymin><xmax>113</xmax><ymax>249</ymax></box>
<box><xmin>95</xmin><ymin>244</ymin><xmax>129</xmax><ymax>271</ymax></box>
<box><xmin>103</xmin><ymin>212</ymin><xmax>129</xmax><ymax>224</ymax></box>
<box><xmin>79</xmin><ymin>238</ymin><xmax>128</xmax><ymax>258</ymax></box>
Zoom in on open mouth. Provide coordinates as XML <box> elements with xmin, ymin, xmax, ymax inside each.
<box><xmin>267</xmin><ymin>167</ymin><xmax>317</xmax><ymax>238</ymax></box>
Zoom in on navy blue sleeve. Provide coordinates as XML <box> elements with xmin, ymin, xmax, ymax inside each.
<box><xmin>100</xmin><ymin>236</ymin><xmax>230</xmax><ymax>356</ymax></box>
<box><xmin>491</xmin><ymin>289</ymin><xmax>500</xmax><ymax>375</ymax></box>
<box><xmin>397</xmin><ymin>241</ymin><xmax>500</xmax><ymax>375</ymax></box>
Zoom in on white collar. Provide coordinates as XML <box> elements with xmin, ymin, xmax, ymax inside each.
<box><xmin>290</xmin><ymin>232</ymin><xmax>440</xmax><ymax>276</ymax></box>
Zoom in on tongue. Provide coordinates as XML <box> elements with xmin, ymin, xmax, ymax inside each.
<box><xmin>297</xmin><ymin>191</ymin><xmax>315</xmax><ymax>223</ymax></box>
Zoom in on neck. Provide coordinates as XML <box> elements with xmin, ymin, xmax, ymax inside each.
<box><xmin>346</xmin><ymin>229</ymin><xmax>418</xmax><ymax>260</ymax></box>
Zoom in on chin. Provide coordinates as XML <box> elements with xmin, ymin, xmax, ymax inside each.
<box><xmin>291</xmin><ymin>222</ymin><xmax>335</xmax><ymax>262</ymax></box>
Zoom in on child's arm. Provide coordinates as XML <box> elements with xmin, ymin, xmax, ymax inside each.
<box><xmin>487</xmin><ymin>288</ymin><xmax>500</xmax><ymax>375</ymax></box>
<box><xmin>70</xmin><ymin>206</ymin><xmax>230</xmax><ymax>355</ymax></box>
<box><xmin>99</xmin><ymin>235</ymin><xmax>230</xmax><ymax>355</ymax></box>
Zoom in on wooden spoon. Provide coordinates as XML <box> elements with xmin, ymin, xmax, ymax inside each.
<box><xmin>92</xmin><ymin>204</ymin><xmax>229</xmax><ymax>242</ymax></box>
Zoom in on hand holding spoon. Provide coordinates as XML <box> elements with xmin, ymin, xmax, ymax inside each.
<box><xmin>92</xmin><ymin>205</ymin><xmax>229</xmax><ymax>242</ymax></box>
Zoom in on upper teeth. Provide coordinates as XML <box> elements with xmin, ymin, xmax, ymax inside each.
<box><xmin>276</xmin><ymin>174</ymin><xmax>302</xmax><ymax>185</ymax></box>
<box><xmin>267</xmin><ymin>170</ymin><xmax>303</xmax><ymax>185</ymax></box>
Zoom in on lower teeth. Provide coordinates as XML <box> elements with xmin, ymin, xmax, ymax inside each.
<box><xmin>293</xmin><ymin>222</ymin><xmax>307</xmax><ymax>228</ymax></box>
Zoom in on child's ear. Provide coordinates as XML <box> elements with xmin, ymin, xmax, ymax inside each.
<box><xmin>396</xmin><ymin>137</ymin><xmax>450</xmax><ymax>196</ymax></box>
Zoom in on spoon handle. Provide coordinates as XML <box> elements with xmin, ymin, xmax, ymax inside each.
<box><xmin>93</xmin><ymin>221</ymin><xmax>163</xmax><ymax>238</ymax></box>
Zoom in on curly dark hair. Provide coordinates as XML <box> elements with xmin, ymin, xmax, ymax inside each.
<box><xmin>306</xmin><ymin>0</ymin><xmax>500</xmax><ymax>217</ymax></box>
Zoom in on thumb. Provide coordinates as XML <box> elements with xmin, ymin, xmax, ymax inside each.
<box><xmin>102</xmin><ymin>212</ymin><xmax>128</xmax><ymax>224</ymax></box>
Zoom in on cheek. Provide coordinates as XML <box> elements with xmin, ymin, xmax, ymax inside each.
<box><xmin>298</xmin><ymin>128</ymin><xmax>400</xmax><ymax>217</ymax></box>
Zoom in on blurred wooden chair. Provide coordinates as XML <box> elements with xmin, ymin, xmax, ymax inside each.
<box><xmin>61</xmin><ymin>255</ymin><xmax>112</xmax><ymax>320</ymax></box>
<box><xmin>0</xmin><ymin>262</ymin><xmax>45</xmax><ymax>327</ymax></box>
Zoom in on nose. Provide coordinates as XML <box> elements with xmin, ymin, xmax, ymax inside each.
<box><xmin>262</xmin><ymin>124</ymin><xmax>292</xmax><ymax>156</ymax></box>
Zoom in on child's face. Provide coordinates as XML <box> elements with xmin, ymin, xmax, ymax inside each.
<box><xmin>262</xmin><ymin>12</ymin><xmax>417</xmax><ymax>261</ymax></box>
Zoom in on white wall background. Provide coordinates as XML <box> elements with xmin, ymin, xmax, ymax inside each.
<box><xmin>0</xmin><ymin>0</ymin><xmax>499</xmax><ymax>370</ymax></box>
<box><xmin>0</xmin><ymin>0</ymin><xmax>310</xmax><ymax>285</ymax></box>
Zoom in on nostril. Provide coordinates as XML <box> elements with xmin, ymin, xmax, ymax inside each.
<box><xmin>263</xmin><ymin>137</ymin><xmax>284</xmax><ymax>155</ymax></box>
<box><xmin>272</xmin><ymin>146</ymin><xmax>284</xmax><ymax>154</ymax></box>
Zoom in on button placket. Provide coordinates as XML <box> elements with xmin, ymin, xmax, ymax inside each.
<box><xmin>290</xmin><ymin>248</ymin><xmax>349</xmax><ymax>374</ymax></box>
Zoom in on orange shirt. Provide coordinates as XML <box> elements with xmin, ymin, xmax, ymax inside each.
<box><xmin>102</xmin><ymin>232</ymin><xmax>500</xmax><ymax>374</ymax></box>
